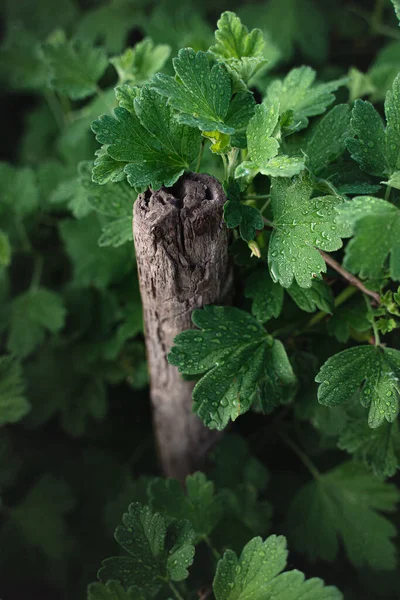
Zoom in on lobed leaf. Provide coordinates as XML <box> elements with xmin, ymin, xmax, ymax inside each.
<box><xmin>168</xmin><ymin>306</ymin><xmax>296</xmax><ymax>430</ymax></box>
<box><xmin>316</xmin><ymin>345</ymin><xmax>400</xmax><ymax>428</ymax></box>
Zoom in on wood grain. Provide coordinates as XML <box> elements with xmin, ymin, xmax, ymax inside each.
<box><xmin>133</xmin><ymin>173</ymin><xmax>232</xmax><ymax>481</ymax></box>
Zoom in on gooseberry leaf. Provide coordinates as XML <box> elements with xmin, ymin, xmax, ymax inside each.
<box><xmin>87</xmin><ymin>581</ymin><xmax>143</xmax><ymax>600</ymax></box>
<box><xmin>316</xmin><ymin>346</ymin><xmax>400</xmax><ymax>428</ymax></box>
<box><xmin>168</xmin><ymin>306</ymin><xmax>296</xmax><ymax>430</ymax></box>
<box><xmin>235</xmin><ymin>102</ymin><xmax>304</xmax><ymax>180</ymax></box>
<box><xmin>223</xmin><ymin>179</ymin><xmax>263</xmax><ymax>242</ymax></box>
<box><xmin>265</xmin><ymin>67</ymin><xmax>347</xmax><ymax>130</ymax></box>
<box><xmin>287</xmin><ymin>461</ymin><xmax>400</xmax><ymax>569</ymax></box>
<box><xmin>209</xmin><ymin>11</ymin><xmax>268</xmax><ymax>87</ymax></box>
<box><xmin>149</xmin><ymin>472</ymin><xmax>223</xmax><ymax>542</ymax></box>
<box><xmin>245</xmin><ymin>269</ymin><xmax>284</xmax><ymax>323</ymax></box>
<box><xmin>213</xmin><ymin>534</ymin><xmax>342</xmax><ymax>600</ymax></box>
<box><xmin>92</xmin><ymin>85</ymin><xmax>201</xmax><ymax>192</ymax></box>
<box><xmin>305</xmin><ymin>104</ymin><xmax>351</xmax><ymax>175</ymax></box>
<box><xmin>7</xmin><ymin>288</ymin><xmax>66</xmax><ymax>358</ymax></box>
<box><xmin>339</xmin><ymin>414</ymin><xmax>400</xmax><ymax>478</ymax></box>
<box><xmin>0</xmin><ymin>355</ymin><xmax>30</xmax><ymax>425</ymax></box>
<box><xmin>42</xmin><ymin>39</ymin><xmax>108</xmax><ymax>100</ymax></box>
<box><xmin>98</xmin><ymin>503</ymin><xmax>195</xmax><ymax>590</ymax></box>
<box><xmin>336</xmin><ymin>196</ymin><xmax>400</xmax><ymax>281</ymax></box>
<box><xmin>287</xmin><ymin>279</ymin><xmax>334</xmax><ymax>314</ymax></box>
<box><xmin>268</xmin><ymin>174</ymin><xmax>350</xmax><ymax>288</ymax></box>
<box><xmin>110</xmin><ymin>38</ymin><xmax>171</xmax><ymax>85</ymax></box>
<box><xmin>346</xmin><ymin>73</ymin><xmax>400</xmax><ymax>181</ymax></box>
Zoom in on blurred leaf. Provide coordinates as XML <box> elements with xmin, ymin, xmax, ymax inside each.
<box><xmin>43</xmin><ymin>39</ymin><xmax>108</xmax><ymax>100</ymax></box>
<box><xmin>0</xmin><ymin>355</ymin><xmax>30</xmax><ymax>425</ymax></box>
<box><xmin>7</xmin><ymin>288</ymin><xmax>66</xmax><ymax>358</ymax></box>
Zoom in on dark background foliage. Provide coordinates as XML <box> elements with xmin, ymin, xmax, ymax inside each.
<box><xmin>1</xmin><ymin>0</ymin><xmax>400</xmax><ymax>598</ymax></box>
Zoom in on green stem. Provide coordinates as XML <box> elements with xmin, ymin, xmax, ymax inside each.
<box><xmin>227</xmin><ymin>148</ymin><xmax>239</xmax><ymax>179</ymax></box>
<box><xmin>168</xmin><ymin>581</ymin><xmax>184</xmax><ymax>600</ymax></box>
<box><xmin>204</xmin><ymin>535</ymin><xmax>221</xmax><ymax>561</ymax></box>
<box><xmin>305</xmin><ymin>285</ymin><xmax>358</xmax><ymax>329</ymax></box>
<box><xmin>30</xmin><ymin>255</ymin><xmax>43</xmax><ymax>292</ymax></box>
<box><xmin>364</xmin><ymin>293</ymin><xmax>381</xmax><ymax>346</ymax></box>
<box><xmin>371</xmin><ymin>0</ymin><xmax>385</xmax><ymax>34</ymax></box>
<box><xmin>221</xmin><ymin>153</ymin><xmax>228</xmax><ymax>180</ymax></box>
<box><xmin>260</xmin><ymin>198</ymin><xmax>271</xmax><ymax>214</ymax></box>
<box><xmin>384</xmin><ymin>184</ymin><xmax>392</xmax><ymax>202</ymax></box>
<box><xmin>273</xmin><ymin>284</ymin><xmax>360</xmax><ymax>339</ymax></box>
<box><xmin>279</xmin><ymin>430</ymin><xmax>321</xmax><ymax>480</ymax></box>
<box><xmin>195</xmin><ymin>139</ymin><xmax>205</xmax><ymax>172</ymax></box>
<box><xmin>262</xmin><ymin>216</ymin><xmax>274</xmax><ymax>228</ymax></box>
<box><xmin>245</xmin><ymin>194</ymin><xmax>271</xmax><ymax>201</ymax></box>
<box><xmin>15</xmin><ymin>218</ymin><xmax>32</xmax><ymax>252</ymax></box>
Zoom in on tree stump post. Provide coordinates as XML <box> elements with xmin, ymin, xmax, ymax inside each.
<box><xmin>133</xmin><ymin>173</ymin><xmax>232</xmax><ymax>482</ymax></box>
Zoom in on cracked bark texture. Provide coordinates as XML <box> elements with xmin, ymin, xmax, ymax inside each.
<box><xmin>133</xmin><ymin>172</ymin><xmax>232</xmax><ymax>482</ymax></box>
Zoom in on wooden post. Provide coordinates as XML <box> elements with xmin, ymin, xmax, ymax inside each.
<box><xmin>133</xmin><ymin>173</ymin><xmax>232</xmax><ymax>481</ymax></box>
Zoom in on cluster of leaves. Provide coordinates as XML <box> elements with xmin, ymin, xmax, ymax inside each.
<box><xmin>2</xmin><ymin>0</ymin><xmax>400</xmax><ymax>598</ymax></box>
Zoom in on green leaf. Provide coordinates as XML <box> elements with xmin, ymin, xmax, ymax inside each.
<box><xmin>92</xmin><ymin>85</ymin><xmax>200</xmax><ymax>192</ymax></box>
<box><xmin>223</xmin><ymin>179</ymin><xmax>263</xmax><ymax>242</ymax></box>
<box><xmin>336</xmin><ymin>196</ymin><xmax>400</xmax><ymax>280</ymax></box>
<box><xmin>0</xmin><ymin>162</ymin><xmax>38</xmax><ymax>217</ymax></box>
<box><xmin>0</xmin><ymin>355</ymin><xmax>30</xmax><ymax>425</ymax></box>
<box><xmin>59</xmin><ymin>215</ymin><xmax>133</xmax><ymax>288</ymax></box>
<box><xmin>262</xmin><ymin>0</ymin><xmax>328</xmax><ymax>63</ymax></box>
<box><xmin>150</xmin><ymin>48</ymin><xmax>234</xmax><ymax>133</ymax></box>
<box><xmin>268</xmin><ymin>174</ymin><xmax>350</xmax><ymax>288</ymax></box>
<box><xmin>87</xmin><ymin>581</ymin><xmax>143</xmax><ymax>600</ymax></box>
<box><xmin>5</xmin><ymin>0</ymin><xmax>77</xmax><ymax>38</ymax></box>
<box><xmin>316</xmin><ymin>346</ymin><xmax>400</xmax><ymax>428</ymax></box>
<box><xmin>390</xmin><ymin>0</ymin><xmax>400</xmax><ymax>22</ymax></box>
<box><xmin>210</xmin><ymin>434</ymin><xmax>269</xmax><ymax>492</ymax></box>
<box><xmin>326</xmin><ymin>297</ymin><xmax>370</xmax><ymax>343</ymax></box>
<box><xmin>213</xmin><ymin>534</ymin><xmax>342</xmax><ymax>600</ymax></box>
<box><xmin>42</xmin><ymin>39</ymin><xmax>108</xmax><ymax>100</ymax></box>
<box><xmin>385</xmin><ymin>170</ymin><xmax>400</xmax><ymax>189</ymax></box>
<box><xmin>346</xmin><ymin>73</ymin><xmax>400</xmax><ymax>179</ymax></box>
<box><xmin>209</xmin><ymin>11</ymin><xmax>267</xmax><ymax>87</ymax></box>
<box><xmin>92</xmin><ymin>147</ymin><xmax>128</xmax><ymax>185</ymax></box>
<box><xmin>245</xmin><ymin>269</ymin><xmax>284</xmax><ymax>323</ymax></box>
<box><xmin>346</xmin><ymin>100</ymin><xmax>388</xmax><ymax>177</ymax></box>
<box><xmin>339</xmin><ymin>415</ymin><xmax>400</xmax><ymax>478</ymax></box>
<box><xmin>235</xmin><ymin>101</ymin><xmax>304</xmax><ymax>180</ymax></box>
<box><xmin>210</xmin><ymin>11</ymin><xmax>265</xmax><ymax>63</ymax></box>
<box><xmin>24</xmin><ymin>345</ymin><xmax>108</xmax><ymax>436</ymax></box>
<box><xmin>80</xmin><ymin>160</ymin><xmax>134</xmax><ymax>247</ymax></box>
<box><xmin>265</xmin><ymin>67</ymin><xmax>346</xmax><ymax>130</ymax></box>
<box><xmin>287</xmin><ymin>461</ymin><xmax>400</xmax><ymax>569</ymax></box>
<box><xmin>75</xmin><ymin>0</ymin><xmax>144</xmax><ymax>54</ymax></box>
<box><xmin>0</xmin><ymin>27</ymin><xmax>47</xmax><ymax>91</ymax></box>
<box><xmin>110</xmin><ymin>38</ymin><xmax>171</xmax><ymax>85</ymax></box>
<box><xmin>0</xmin><ymin>231</ymin><xmax>11</xmax><ymax>267</ymax></box>
<box><xmin>149</xmin><ymin>472</ymin><xmax>223</xmax><ymax>541</ymax></box>
<box><xmin>11</xmin><ymin>475</ymin><xmax>75</xmax><ymax>560</ymax></box>
<box><xmin>97</xmin><ymin>219</ymin><xmax>133</xmax><ymax>248</ymax></box>
<box><xmin>305</xmin><ymin>105</ymin><xmax>351</xmax><ymax>175</ymax></box>
<box><xmin>98</xmin><ymin>503</ymin><xmax>195</xmax><ymax>590</ymax></box>
<box><xmin>7</xmin><ymin>288</ymin><xmax>66</xmax><ymax>358</ymax></box>
<box><xmin>168</xmin><ymin>306</ymin><xmax>296</xmax><ymax>430</ymax></box>
<box><xmin>287</xmin><ymin>279</ymin><xmax>334</xmax><ymax>314</ymax></box>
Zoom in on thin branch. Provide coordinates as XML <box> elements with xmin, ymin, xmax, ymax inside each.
<box><xmin>195</xmin><ymin>139</ymin><xmax>205</xmax><ymax>173</ymax></box>
<box><xmin>319</xmin><ymin>250</ymin><xmax>380</xmax><ymax>304</ymax></box>
<box><xmin>363</xmin><ymin>293</ymin><xmax>381</xmax><ymax>346</ymax></box>
<box><xmin>278</xmin><ymin>430</ymin><xmax>321</xmax><ymax>480</ymax></box>
<box><xmin>168</xmin><ymin>581</ymin><xmax>184</xmax><ymax>600</ymax></box>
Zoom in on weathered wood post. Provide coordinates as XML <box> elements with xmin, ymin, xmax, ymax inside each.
<box><xmin>133</xmin><ymin>173</ymin><xmax>232</xmax><ymax>481</ymax></box>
